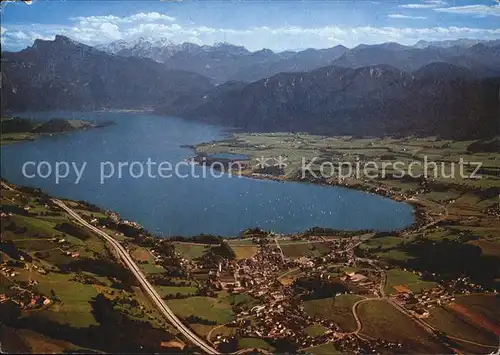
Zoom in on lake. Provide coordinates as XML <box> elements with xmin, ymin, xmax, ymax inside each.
<box><xmin>1</xmin><ymin>111</ymin><xmax>415</xmax><ymax>236</ymax></box>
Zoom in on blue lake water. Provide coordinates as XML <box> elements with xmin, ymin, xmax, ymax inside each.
<box><xmin>209</xmin><ymin>153</ymin><xmax>250</xmax><ymax>160</ymax></box>
<box><xmin>1</xmin><ymin>111</ymin><xmax>415</xmax><ymax>236</ymax></box>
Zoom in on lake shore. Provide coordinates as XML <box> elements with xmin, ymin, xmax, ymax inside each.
<box><xmin>2</xmin><ymin>113</ymin><xmax>415</xmax><ymax>236</ymax></box>
<box><xmin>1</xmin><ymin>175</ymin><xmax>420</xmax><ymax>242</ymax></box>
<box><xmin>1</xmin><ymin>117</ymin><xmax>114</xmax><ymax>146</ymax></box>
<box><xmin>187</xmin><ymin>155</ymin><xmax>427</xmax><ymax>234</ymax></box>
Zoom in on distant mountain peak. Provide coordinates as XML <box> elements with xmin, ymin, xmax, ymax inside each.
<box><xmin>413</xmin><ymin>38</ymin><xmax>495</xmax><ymax>49</ymax></box>
<box><xmin>413</xmin><ymin>62</ymin><xmax>473</xmax><ymax>80</ymax></box>
<box><xmin>30</xmin><ymin>35</ymin><xmax>92</xmax><ymax>52</ymax></box>
<box><xmin>253</xmin><ymin>48</ymin><xmax>275</xmax><ymax>56</ymax></box>
<box><xmin>214</xmin><ymin>41</ymin><xmax>243</xmax><ymax>48</ymax></box>
<box><xmin>54</xmin><ymin>35</ymin><xmax>75</xmax><ymax>43</ymax></box>
<box><xmin>3</xmin><ymin>37</ymin><xmax>214</xmax><ymax>112</ymax></box>
<box><xmin>211</xmin><ymin>41</ymin><xmax>250</xmax><ymax>54</ymax></box>
<box><xmin>353</xmin><ymin>42</ymin><xmax>408</xmax><ymax>52</ymax></box>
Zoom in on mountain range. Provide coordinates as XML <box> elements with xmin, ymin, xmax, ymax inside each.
<box><xmin>330</xmin><ymin>42</ymin><xmax>500</xmax><ymax>78</ymax></box>
<box><xmin>99</xmin><ymin>37</ymin><xmax>349</xmax><ymax>83</ymax></box>
<box><xmin>163</xmin><ymin>63</ymin><xmax>500</xmax><ymax>139</ymax></box>
<box><xmin>414</xmin><ymin>38</ymin><xmax>500</xmax><ymax>49</ymax></box>
<box><xmin>2</xmin><ymin>35</ymin><xmax>499</xmax><ymax>139</ymax></box>
<box><xmin>96</xmin><ymin>37</ymin><xmax>500</xmax><ymax>83</ymax></box>
<box><xmin>1</xmin><ymin>36</ymin><xmax>212</xmax><ymax>112</ymax></box>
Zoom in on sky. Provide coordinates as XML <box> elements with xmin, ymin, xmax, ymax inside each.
<box><xmin>1</xmin><ymin>0</ymin><xmax>500</xmax><ymax>51</ymax></box>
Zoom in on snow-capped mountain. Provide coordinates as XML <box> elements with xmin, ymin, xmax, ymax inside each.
<box><xmin>413</xmin><ymin>38</ymin><xmax>500</xmax><ymax>49</ymax></box>
<box><xmin>96</xmin><ymin>37</ymin><xmax>181</xmax><ymax>61</ymax></box>
<box><xmin>96</xmin><ymin>38</ymin><xmax>348</xmax><ymax>83</ymax></box>
<box><xmin>97</xmin><ymin>38</ymin><xmax>251</xmax><ymax>62</ymax></box>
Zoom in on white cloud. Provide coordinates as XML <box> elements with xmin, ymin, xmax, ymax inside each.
<box><xmin>388</xmin><ymin>14</ymin><xmax>427</xmax><ymax>20</ymax></box>
<box><xmin>69</xmin><ymin>12</ymin><xmax>176</xmax><ymax>25</ymax></box>
<box><xmin>434</xmin><ymin>4</ymin><xmax>500</xmax><ymax>17</ymax></box>
<box><xmin>400</xmin><ymin>0</ymin><xmax>447</xmax><ymax>9</ymax></box>
<box><xmin>425</xmin><ymin>0</ymin><xmax>447</xmax><ymax>5</ymax></box>
<box><xmin>127</xmin><ymin>12</ymin><xmax>176</xmax><ymax>22</ymax></box>
<box><xmin>1</xmin><ymin>27</ymin><xmax>53</xmax><ymax>49</ymax></box>
<box><xmin>2</xmin><ymin>11</ymin><xmax>500</xmax><ymax>52</ymax></box>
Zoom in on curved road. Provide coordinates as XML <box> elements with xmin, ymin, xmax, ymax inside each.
<box><xmin>52</xmin><ymin>199</ymin><xmax>219</xmax><ymax>355</ymax></box>
<box><xmin>7</xmin><ymin>183</ymin><xmax>492</xmax><ymax>352</ymax></box>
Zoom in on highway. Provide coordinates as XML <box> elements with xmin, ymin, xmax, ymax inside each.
<box><xmin>52</xmin><ymin>199</ymin><xmax>219</xmax><ymax>355</ymax></box>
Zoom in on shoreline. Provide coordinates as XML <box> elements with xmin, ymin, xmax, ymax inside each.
<box><xmin>233</xmin><ymin>171</ymin><xmax>426</xmax><ymax>233</ymax></box>
<box><xmin>185</xmin><ymin>149</ymin><xmax>427</xmax><ymax>233</ymax></box>
<box><xmin>1</xmin><ymin>118</ymin><xmax>114</xmax><ymax>146</ymax></box>
<box><xmin>95</xmin><ymin>109</ymin><xmax>155</xmax><ymax>113</ymax></box>
<box><xmin>1</xmin><ymin>162</ymin><xmax>424</xmax><ymax>240</ymax></box>
<box><xmin>1</xmin><ymin>129</ymin><xmax>431</xmax><ymax>239</ymax></box>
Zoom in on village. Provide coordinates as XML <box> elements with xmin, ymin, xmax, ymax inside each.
<box><xmin>2</xmin><ymin>180</ymin><xmax>498</xmax><ymax>354</ymax></box>
<box><xmin>164</xmin><ymin>227</ymin><xmax>498</xmax><ymax>352</ymax></box>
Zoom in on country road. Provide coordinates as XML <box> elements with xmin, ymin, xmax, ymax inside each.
<box><xmin>274</xmin><ymin>237</ymin><xmax>285</xmax><ymax>261</ymax></box>
<box><xmin>52</xmin><ymin>198</ymin><xmax>219</xmax><ymax>355</ymax></box>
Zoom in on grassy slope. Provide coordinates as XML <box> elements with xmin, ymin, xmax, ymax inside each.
<box><xmin>384</xmin><ymin>269</ymin><xmax>437</xmax><ymax>295</ymax></box>
<box><xmin>358</xmin><ymin>300</ymin><xmax>448</xmax><ymax>353</ymax></box>
<box><xmin>0</xmin><ymin>183</ymin><xmax>176</xmax><ymax>352</ymax></box>
<box><xmin>427</xmin><ymin>306</ymin><xmax>497</xmax><ymax>346</ymax></box>
<box><xmin>303</xmin><ymin>294</ymin><xmax>363</xmax><ymax>332</ymax></box>
<box><xmin>166</xmin><ymin>296</ymin><xmax>235</xmax><ymax>324</ymax></box>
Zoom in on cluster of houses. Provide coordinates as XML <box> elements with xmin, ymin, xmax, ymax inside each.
<box><xmin>29</xmin><ymin>263</ymin><xmax>48</xmax><ymax>275</ymax></box>
<box><xmin>334</xmin><ymin>334</ymin><xmax>404</xmax><ymax>354</ymax></box>
<box><xmin>206</xmin><ymin>237</ymin><xmax>395</xmax><ymax>351</ymax></box>
<box><xmin>0</xmin><ymin>265</ymin><xmax>52</xmax><ymax>310</ymax></box>
<box><xmin>1</xmin><ymin>265</ymin><xmax>19</xmax><ymax>278</ymax></box>
<box><xmin>392</xmin><ymin>275</ymin><xmax>494</xmax><ymax>321</ymax></box>
<box><xmin>225</xmin><ymin>244</ymin><xmax>287</xmax><ymax>294</ymax></box>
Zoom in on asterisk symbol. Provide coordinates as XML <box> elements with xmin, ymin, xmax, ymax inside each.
<box><xmin>274</xmin><ymin>155</ymin><xmax>288</xmax><ymax>169</ymax></box>
<box><xmin>256</xmin><ymin>156</ymin><xmax>272</xmax><ymax>169</ymax></box>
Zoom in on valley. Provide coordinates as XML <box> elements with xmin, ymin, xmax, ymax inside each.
<box><xmin>1</xmin><ymin>133</ymin><xmax>499</xmax><ymax>353</ymax></box>
<box><xmin>1</xmin><ymin>2</ymin><xmax>499</xmax><ymax>353</ymax></box>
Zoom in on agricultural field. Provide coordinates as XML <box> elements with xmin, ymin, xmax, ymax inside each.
<box><xmin>0</xmin><ymin>327</ymin><xmax>86</xmax><ymax>354</ymax></box>
<box><xmin>453</xmin><ymin>295</ymin><xmax>500</xmax><ymax>330</ymax></box>
<box><xmin>357</xmin><ymin>300</ymin><xmax>448</xmax><ymax>353</ymax></box>
<box><xmin>226</xmin><ymin>239</ymin><xmax>256</xmax><ymax>246</ymax></box>
<box><xmin>303</xmin><ymin>294</ymin><xmax>364</xmax><ymax>332</ymax></box>
<box><xmin>426</xmin><ymin>306</ymin><xmax>497</xmax><ymax>349</ymax></box>
<box><xmin>206</xmin><ymin>324</ymin><xmax>238</xmax><ymax>341</ymax></box>
<box><xmin>279</xmin><ymin>241</ymin><xmax>332</xmax><ymax>258</ymax></box>
<box><xmin>197</xmin><ymin>134</ymin><xmax>499</xmax><ymax>182</ymax></box>
<box><xmin>223</xmin><ymin>292</ymin><xmax>259</xmax><ymax>310</ymax></box>
<box><xmin>166</xmin><ymin>296</ymin><xmax>235</xmax><ymax>324</ymax></box>
<box><xmin>156</xmin><ymin>285</ymin><xmax>198</xmax><ymax>298</ymax></box>
<box><xmin>130</xmin><ymin>246</ymin><xmax>166</xmax><ymax>274</ymax></box>
<box><xmin>278</xmin><ymin>268</ymin><xmax>304</xmax><ymax>286</ymax></box>
<box><xmin>304</xmin><ymin>324</ymin><xmax>329</xmax><ymax>337</ymax></box>
<box><xmin>229</xmin><ymin>245</ymin><xmax>259</xmax><ymax>259</ymax></box>
<box><xmin>374</xmin><ymin>249</ymin><xmax>414</xmax><ymax>262</ymax></box>
<box><xmin>237</xmin><ymin>337</ymin><xmax>275</xmax><ymax>351</ymax></box>
<box><xmin>358</xmin><ymin>236</ymin><xmax>405</xmax><ymax>252</ymax></box>
<box><xmin>29</xmin><ymin>272</ymin><xmax>100</xmax><ymax>328</ymax></box>
<box><xmin>173</xmin><ymin>242</ymin><xmax>209</xmax><ymax>260</ymax></box>
<box><xmin>359</xmin><ymin>235</ymin><xmax>416</xmax><ymax>262</ymax></box>
<box><xmin>0</xmin><ymin>183</ymin><xmax>181</xmax><ymax>352</ymax></box>
<box><xmin>384</xmin><ymin>269</ymin><xmax>437</xmax><ymax>295</ymax></box>
<box><xmin>305</xmin><ymin>342</ymin><xmax>341</xmax><ymax>355</ymax></box>
<box><xmin>468</xmin><ymin>240</ymin><xmax>500</xmax><ymax>257</ymax></box>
